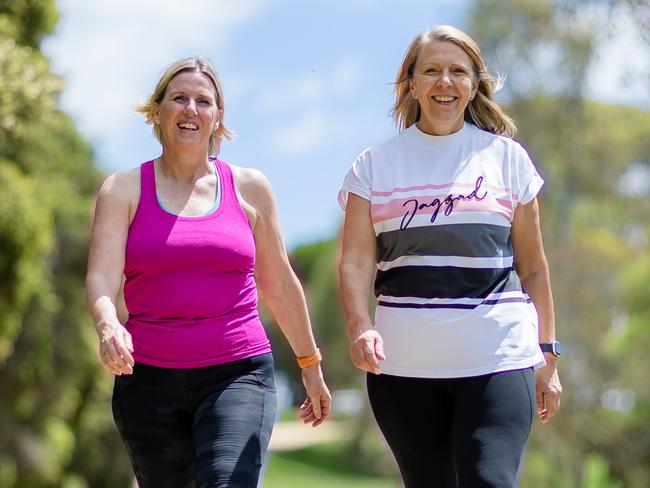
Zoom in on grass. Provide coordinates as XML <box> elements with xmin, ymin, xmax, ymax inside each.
<box><xmin>262</xmin><ymin>442</ymin><xmax>398</xmax><ymax>488</ymax></box>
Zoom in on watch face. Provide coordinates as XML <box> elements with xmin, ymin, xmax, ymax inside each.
<box><xmin>553</xmin><ymin>341</ymin><xmax>563</xmax><ymax>356</ymax></box>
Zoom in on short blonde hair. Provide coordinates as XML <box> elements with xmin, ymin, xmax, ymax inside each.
<box><xmin>135</xmin><ymin>57</ymin><xmax>235</xmax><ymax>154</ymax></box>
<box><xmin>391</xmin><ymin>25</ymin><xmax>516</xmax><ymax>137</ymax></box>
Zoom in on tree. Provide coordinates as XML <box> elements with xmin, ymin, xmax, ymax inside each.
<box><xmin>0</xmin><ymin>1</ymin><xmax>132</xmax><ymax>486</ymax></box>
<box><xmin>467</xmin><ymin>1</ymin><xmax>650</xmax><ymax>486</ymax></box>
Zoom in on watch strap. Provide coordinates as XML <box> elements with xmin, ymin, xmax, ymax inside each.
<box><xmin>540</xmin><ymin>341</ymin><xmax>562</xmax><ymax>356</ymax></box>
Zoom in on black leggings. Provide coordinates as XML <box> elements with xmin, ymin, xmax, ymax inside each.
<box><xmin>112</xmin><ymin>353</ymin><xmax>277</xmax><ymax>488</ymax></box>
<box><xmin>367</xmin><ymin>368</ymin><xmax>534</xmax><ymax>488</ymax></box>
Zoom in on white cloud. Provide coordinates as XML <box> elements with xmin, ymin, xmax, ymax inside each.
<box><xmin>258</xmin><ymin>54</ymin><xmax>363</xmax><ymax>111</ymax></box>
<box><xmin>271</xmin><ymin>110</ymin><xmax>329</xmax><ymax>156</ymax></box>
<box><xmin>43</xmin><ymin>0</ymin><xmax>270</xmax><ymax>142</ymax></box>
<box><xmin>339</xmin><ymin>0</ymin><xmax>377</xmax><ymax>6</ymax></box>
<box><xmin>264</xmin><ymin>55</ymin><xmax>364</xmax><ymax>157</ymax></box>
<box><xmin>221</xmin><ymin>72</ymin><xmax>256</xmax><ymax>101</ymax></box>
<box><xmin>259</xmin><ymin>75</ymin><xmax>325</xmax><ymax>111</ymax></box>
<box><xmin>331</xmin><ymin>56</ymin><xmax>362</xmax><ymax>92</ymax></box>
<box><xmin>256</xmin><ymin>54</ymin><xmax>364</xmax><ymax>156</ymax></box>
<box><xmin>259</xmin><ymin>54</ymin><xmax>364</xmax><ymax>156</ymax></box>
<box><xmin>271</xmin><ymin>111</ymin><xmax>328</xmax><ymax>156</ymax></box>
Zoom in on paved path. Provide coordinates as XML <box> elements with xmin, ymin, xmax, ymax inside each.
<box><xmin>268</xmin><ymin>420</ymin><xmax>352</xmax><ymax>452</ymax></box>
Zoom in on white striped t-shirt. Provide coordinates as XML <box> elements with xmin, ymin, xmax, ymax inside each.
<box><xmin>339</xmin><ymin>122</ymin><xmax>546</xmax><ymax>378</ymax></box>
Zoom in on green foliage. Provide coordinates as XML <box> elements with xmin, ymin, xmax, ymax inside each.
<box><xmin>504</xmin><ymin>50</ymin><xmax>650</xmax><ymax>488</ymax></box>
<box><xmin>472</xmin><ymin>2</ymin><xmax>650</xmax><ymax>486</ymax></box>
<box><xmin>0</xmin><ymin>2</ymin><xmax>133</xmax><ymax>487</ymax></box>
<box><xmin>293</xmin><ymin>239</ymin><xmax>360</xmax><ymax>387</ymax></box>
<box><xmin>0</xmin><ymin>0</ymin><xmax>58</xmax><ymax>48</ymax></box>
<box><xmin>0</xmin><ymin>162</ymin><xmax>55</xmax><ymax>363</ymax></box>
<box><xmin>469</xmin><ymin>0</ymin><xmax>594</xmax><ymax>99</ymax></box>
<box><xmin>0</xmin><ymin>37</ymin><xmax>63</xmax><ymax>161</ymax></box>
<box><xmin>583</xmin><ymin>453</ymin><xmax>623</xmax><ymax>488</ymax></box>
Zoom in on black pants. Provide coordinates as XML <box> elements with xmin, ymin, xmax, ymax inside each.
<box><xmin>112</xmin><ymin>353</ymin><xmax>277</xmax><ymax>488</ymax></box>
<box><xmin>367</xmin><ymin>368</ymin><xmax>534</xmax><ymax>488</ymax></box>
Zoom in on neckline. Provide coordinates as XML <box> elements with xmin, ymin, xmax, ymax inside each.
<box><xmin>152</xmin><ymin>158</ymin><xmax>224</xmax><ymax>221</ymax></box>
<box><xmin>407</xmin><ymin>122</ymin><xmax>469</xmax><ymax>145</ymax></box>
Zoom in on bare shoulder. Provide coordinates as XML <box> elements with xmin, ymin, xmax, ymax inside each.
<box><xmin>230</xmin><ymin>164</ymin><xmax>270</xmax><ymax>190</ymax></box>
<box><xmin>95</xmin><ymin>167</ymin><xmax>141</xmax><ymax>225</ymax></box>
<box><xmin>229</xmin><ymin>164</ymin><xmax>274</xmax><ymax>206</ymax></box>
<box><xmin>98</xmin><ymin>168</ymin><xmax>139</xmax><ymax>202</ymax></box>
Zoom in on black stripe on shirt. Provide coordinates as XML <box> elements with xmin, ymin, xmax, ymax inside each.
<box><xmin>376</xmin><ymin>223</ymin><xmax>512</xmax><ymax>263</ymax></box>
<box><xmin>374</xmin><ymin>267</ymin><xmax>521</xmax><ymax>299</ymax></box>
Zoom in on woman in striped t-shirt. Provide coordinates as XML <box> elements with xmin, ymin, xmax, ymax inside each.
<box><xmin>339</xmin><ymin>25</ymin><xmax>562</xmax><ymax>487</ymax></box>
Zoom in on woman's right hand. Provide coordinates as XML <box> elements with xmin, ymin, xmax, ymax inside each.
<box><xmin>349</xmin><ymin>328</ymin><xmax>385</xmax><ymax>375</ymax></box>
<box><xmin>96</xmin><ymin>320</ymin><xmax>135</xmax><ymax>375</ymax></box>
<box><xmin>86</xmin><ymin>171</ymin><xmax>137</xmax><ymax>376</ymax></box>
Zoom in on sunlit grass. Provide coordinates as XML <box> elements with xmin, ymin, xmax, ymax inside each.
<box><xmin>262</xmin><ymin>442</ymin><xmax>398</xmax><ymax>488</ymax></box>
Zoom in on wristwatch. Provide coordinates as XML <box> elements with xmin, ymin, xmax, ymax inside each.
<box><xmin>540</xmin><ymin>341</ymin><xmax>562</xmax><ymax>357</ymax></box>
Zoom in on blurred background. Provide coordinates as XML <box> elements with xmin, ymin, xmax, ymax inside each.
<box><xmin>1</xmin><ymin>0</ymin><xmax>649</xmax><ymax>486</ymax></box>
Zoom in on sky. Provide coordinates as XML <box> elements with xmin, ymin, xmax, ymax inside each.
<box><xmin>42</xmin><ymin>0</ymin><xmax>650</xmax><ymax>248</ymax></box>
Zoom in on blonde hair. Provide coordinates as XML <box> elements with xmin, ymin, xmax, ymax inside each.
<box><xmin>391</xmin><ymin>25</ymin><xmax>516</xmax><ymax>137</ymax></box>
<box><xmin>135</xmin><ymin>57</ymin><xmax>235</xmax><ymax>154</ymax></box>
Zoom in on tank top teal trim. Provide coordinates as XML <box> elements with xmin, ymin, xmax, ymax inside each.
<box><xmin>155</xmin><ymin>159</ymin><xmax>222</xmax><ymax>218</ymax></box>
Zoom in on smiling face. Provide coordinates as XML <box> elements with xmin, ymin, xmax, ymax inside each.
<box><xmin>154</xmin><ymin>70</ymin><xmax>222</xmax><ymax>152</ymax></box>
<box><xmin>409</xmin><ymin>40</ymin><xmax>478</xmax><ymax>136</ymax></box>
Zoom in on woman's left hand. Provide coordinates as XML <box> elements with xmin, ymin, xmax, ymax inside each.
<box><xmin>298</xmin><ymin>364</ymin><xmax>332</xmax><ymax>427</ymax></box>
<box><xmin>535</xmin><ymin>357</ymin><xmax>562</xmax><ymax>423</ymax></box>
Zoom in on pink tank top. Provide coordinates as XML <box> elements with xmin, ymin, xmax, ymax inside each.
<box><xmin>123</xmin><ymin>158</ymin><xmax>271</xmax><ymax>368</ymax></box>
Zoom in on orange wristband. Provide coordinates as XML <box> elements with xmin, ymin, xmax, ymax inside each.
<box><xmin>297</xmin><ymin>349</ymin><xmax>322</xmax><ymax>368</ymax></box>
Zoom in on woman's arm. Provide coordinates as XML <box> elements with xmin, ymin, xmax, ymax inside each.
<box><xmin>234</xmin><ymin>166</ymin><xmax>331</xmax><ymax>427</ymax></box>
<box><xmin>85</xmin><ymin>172</ymin><xmax>136</xmax><ymax>375</ymax></box>
<box><xmin>511</xmin><ymin>197</ymin><xmax>562</xmax><ymax>423</ymax></box>
<box><xmin>339</xmin><ymin>194</ymin><xmax>385</xmax><ymax>374</ymax></box>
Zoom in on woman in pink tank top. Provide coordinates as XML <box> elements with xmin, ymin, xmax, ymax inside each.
<box><xmin>86</xmin><ymin>57</ymin><xmax>331</xmax><ymax>488</ymax></box>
